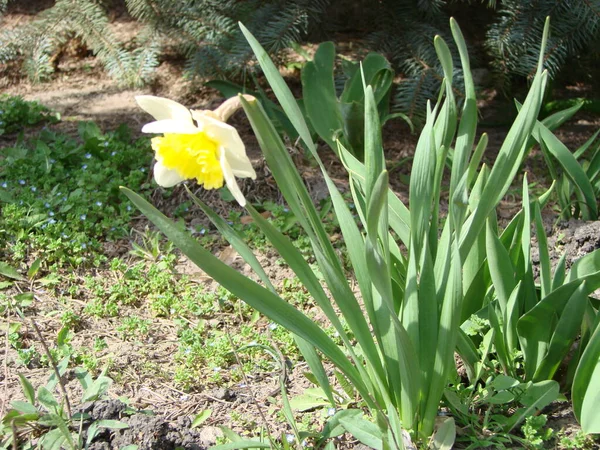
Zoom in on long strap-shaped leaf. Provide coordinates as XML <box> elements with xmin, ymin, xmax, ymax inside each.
<box><xmin>572</xmin><ymin>315</ymin><xmax>600</xmax><ymax>433</ymax></box>
<box><xmin>121</xmin><ymin>188</ymin><xmax>372</xmax><ymax>405</ymax></box>
<box><xmin>186</xmin><ymin>189</ymin><xmax>335</xmax><ymax>406</ymax></box>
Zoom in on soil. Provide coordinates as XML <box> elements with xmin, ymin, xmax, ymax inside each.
<box><xmin>2</xmin><ymin>4</ymin><xmax>600</xmax><ymax>450</ymax></box>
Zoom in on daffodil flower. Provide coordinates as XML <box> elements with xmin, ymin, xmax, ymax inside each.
<box><xmin>135</xmin><ymin>95</ymin><xmax>256</xmax><ymax>206</ymax></box>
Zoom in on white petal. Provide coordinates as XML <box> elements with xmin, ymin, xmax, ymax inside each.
<box><xmin>200</xmin><ymin>114</ymin><xmax>256</xmax><ymax>179</ymax></box>
<box><xmin>221</xmin><ymin>145</ymin><xmax>256</xmax><ymax>179</ymax></box>
<box><xmin>136</xmin><ymin>96</ymin><xmax>194</xmax><ymax>123</ymax></box>
<box><xmin>142</xmin><ymin>119</ymin><xmax>199</xmax><ymax>135</ymax></box>
<box><xmin>154</xmin><ymin>161</ymin><xmax>185</xmax><ymax>187</ymax></box>
<box><xmin>221</xmin><ymin>152</ymin><xmax>247</xmax><ymax>207</ymax></box>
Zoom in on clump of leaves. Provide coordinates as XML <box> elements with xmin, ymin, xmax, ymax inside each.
<box><xmin>0</xmin><ymin>120</ymin><xmax>153</xmax><ymax>267</ymax></box>
<box><xmin>0</xmin><ymin>95</ymin><xmax>59</xmax><ymax>135</ymax></box>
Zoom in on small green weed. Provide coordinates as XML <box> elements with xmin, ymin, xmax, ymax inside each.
<box><xmin>558</xmin><ymin>429</ymin><xmax>597</xmax><ymax>449</ymax></box>
<box><xmin>521</xmin><ymin>415</ymin><xmax>554</xmax><ymax>449</ymax></box>
<box><xmin>117</xmin><ymin>316</ymin><xmax>151</xmax><ymax>341</ymax></box>
<box><xmin>1</xmin><ymin>121</ymin><xmax>153</xmax><ymax>268</ymax></box>
<box><xmin>0</xmin><ymin>95</ymin><xmax>59</xmax><ymax>135</ymax></box>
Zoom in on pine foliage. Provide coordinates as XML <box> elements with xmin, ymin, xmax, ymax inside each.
<box><xmin>125</xmin><ymin>0</ymin><xmax>330</xmax><ymax>79</ymax></box>
<box><xmin>0</xmin><ymin>0</ymin><xmax>159</xmax><ymax>86</ymax></box>
<box><xmin>1</xmin><ymin>0</ymin><xmax>598</xmax><ymax>123</ymax></box>
<box><xmin>486</xmin><ymin>0</ymin><xmax>600</xmax><ymax>88</ymax></box>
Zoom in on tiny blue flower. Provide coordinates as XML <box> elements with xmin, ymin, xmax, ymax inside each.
<box><xmin>85</xmin><ymin>153</ymin><xmax>92</xmax><ymax>159</ymax></box>
<box><xmin>126</xmin><ymin>205</ymin><xmax>132</xmax><ymax>211</ymax></box>
<box><xmin>49</xmin><ymin>211</ymin><xmax>55</xmax><ymax>217</ymax></box>
<box><xmin>30</xmin><ymin>186</ymin><xmax>36</xmax><ymax>192</ymax></box>
<box><xmin>81</xmin><ymin>243</ymin><xmax>87</xmax><ymax>249</ymax></box>
<box><xmin>80</xmin><ymin>214</ymin><xmax>87</xmax><ymax>220</ymax></box>
<box><xmin>1</xmin><ymin>182</ymin><xmax>7</xmax><ymax>188</ymax></box>
<box><xmin>140</xmin><ymin>168</ymin><xmax>146</xmax><ymax>172</ymax></box>
<box><xmin>227</xmin><ymin>221</ymin><xmax>233</xmax><ymax>225</ymax></box>
<box><xmin>45</xmin><ymin>202</ymin><xmax>51</xmax><ymax>208</ymax></box>
<box><xmin>62</xmin><ymin>196</ymin><xmax>67</xmax><ymax>202</ymax></box>
<box><xmin>111</xmin><ymin>151</ymin><xmax>117</xmax><ymax>156</ymax></box>
<box><xmin>103</xmin><ymin>141</ymin><xmax>109</xmax><ymax>147</ymax></box>
<box><xmin>19</xmin><ymin>180</ymin><xmax>26</xmax><ymax>185</ymax></box>
<box><xmin>286</xmin><ymin>435</ymin><xmax>295</xmax><ymax>444</ymax></box>
<box><xmin>48</xmin><ymin>219</ymin><xmax>56</xmax><ymax>225</ymax></box>
<box><xmin>49</xmin><ymin>158</ymin><xmax>56</xmax><ymax>164</ymax></box>
<box><xmin>82</xmin><ymin>164</ymin><xmax>87</xmax><ymax>170</ymax></box>
<box><xmin>327</xmin><ymin>407</ymin><xmax>336</xmax><ymax>417</ymax></box>
<box><xmin>62</xmin><ymin>233</ymin><xmax>68</xmax><ymax>238</ymax></box>
<box><xmin>283</xmin><ymin>207</ymin><xmax>289</xmax><ymax>212</ymax></box>
<box><xmin>96</xmin><ymin>201</ymin><xmax>102</xmax><ymax>207</ymax></box>
<box><xmin>269</xmin><ymin>323</ymin><xmax>278</xmax><ymax>331</ymax></box>
<box><xmin>200</xmin><ymin>228</ymin><xmax>206</xmax><ymax>235</ymax></box>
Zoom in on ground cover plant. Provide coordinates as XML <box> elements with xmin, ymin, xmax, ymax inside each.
<box><xmin>123</xmin><ymin>17</ymin><xmax>600</xmax><ymax>449</ymax></box>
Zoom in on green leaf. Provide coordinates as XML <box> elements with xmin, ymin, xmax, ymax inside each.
<box><xmin>302</xmin><ymin>42</ymin><xmax>345</xmax><ymax>152</ymax></box>
<box><xmin>339</xmin><ymin>415</ymin><xmax>383</xmax><ymax>450</ymax></box>
<box><xmin>533</xmin><ymin>281</ymin><xmax>589</xmax><ymax>381</ymax></box>
<box><xmin>489</xmin><ymin>375</ymin><xmax>520</xmax><ymax>391</ymax></box>
<box><xmin>46</xmin><ymin>356</ymin><xmax>69</xmax><ymax>392</ymax></box>
<box><xmin>239</xmin><ymin>23</ymin><xmax>315</xmax><ymax>156</ymax></box>
<box><xmin>82</xmin><ymin>374</ymin><xmax>113</xmax><ymax>402</ymax></box>
<box><xmin>37</xmin><ymin>387</ymin><xmax>59</xmax><ymax>411</ymax></box>
<box><xmin>18</xmin><ymin>373</ymin><xmax>36</xmax><ymax>405</ymax></box>
<box><xmin>572</xmin><ymin>319</ymin><xmax>600</xmax><ymax>433</ymax></box>
<box><xmin>39</xmin><ymin>427</ymin><xmax>71</xmax><ymax>450</ymax></box>
<box><xmin>0</xmin><ymin>262</ymin><xmax>25</xmax><ymax>281</ymax></box>
<box><xmin>459</xmin><ymin>68</ymin><xmax>546</xmax><ymax>259</ymax></box>
<box><xmin>10</xmin><ymin>400</ymin><xmax>38</xmax><ymax>415</ymax></box>
<box><xmin>505</xmin><ymin>380</ymin><xmax>559</xmax><ymax>431</ymax></box>
<box><xmin>289</xmin><ymin>388</ymin><xmax>331</xmax><ymax>412</ymax></box>
<box><xmin>27</xmin><ymin>258</ymin><xmax>42</xmax><ymax>279</ymax></box>
<box><xmin>430</xmin><ymin>416</ymin><xmax>456</xmax><ymax>450</ymax></box>
<box><xmin>538</xmin><ymin>124</ymin><xmax>597</xmax><ymax>219</ymax></box>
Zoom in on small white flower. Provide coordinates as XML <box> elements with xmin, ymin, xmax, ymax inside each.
<box><xmin>80</xmin><ymin>214</ymin><xmax>87</xmax><ymax>220</ymax></box>
<box><xmin>327</xmin><ymin>407</ymin><xmax>336</xmax><ymax>416</ymax></box>
<box><xmin>286</xmin><ymin>434</ymin><xmax>295</xmax><ymax>444</ymax></box>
